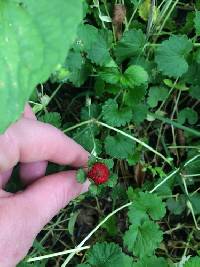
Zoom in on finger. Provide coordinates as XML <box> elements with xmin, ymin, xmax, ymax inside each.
<box><xmin>21</xmin><ymin>105</ymin><xmax>48</xmax><ymax>184</ymax></box>
<box><xmin>23</xmin><ymin>104</ymin><xmax>37</xmax><ymax>120</ymax></box>
<box><xmin>15</xmin><ymin>171</ymin><xmax>90</xmax><ymax>231</ymax></box>
<box><xmin>19</xmin><ymin>161</ymin><xmax>48</xmax><ymax>185</ymax></box>
<box><xmin>0</xmin><ymin>118</ymin><xmax>89</xmax><ymax>173</ymax></box>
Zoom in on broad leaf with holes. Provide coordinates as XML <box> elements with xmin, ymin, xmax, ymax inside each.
<box><xmin>0</xmin><ymin>0</ymin><xmax>83</xmax><ymax>133</ymax></box>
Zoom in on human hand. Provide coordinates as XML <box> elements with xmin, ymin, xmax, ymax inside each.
<box><xmin>0</xmin><ymin>106</ymin><xmax>89</xmax><ymax>267</ymax></box>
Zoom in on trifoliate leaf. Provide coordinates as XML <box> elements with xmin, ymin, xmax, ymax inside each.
<box><xmin>132</xmin><ymin>256</ymin><xmax>168</xmax><ymax>267</ymax></box>
<box><xmin>177</xmin><ymin>108</ymin><xmax>198</xmax><ymax>125</ymax></box>
<box><xmin>194</xmin><ymin>11</ymin><xmax>200</xmax><ymax>36</ymax></box>
<box><xmin>100</xmin><ymin>68</ymin><xmax>121</xmax><ymax>84</ymax></box>
<box><xmin>102</xmin><ymin>99</ymin><xmax>132</xmax><ymax>127</ymax></box>
<box><xmin>128</xmin><ymin>192</ymin><xmax>166</xmax><ymax>224</ymax></box>
<box><xmin>121</xmin><ymin>65</ymin><xmax>148</xmax><ymax>88</ymax></box>
<box><xmin>147</xmin><ymin>87</ymin><xmax>168</xmax><ymax>108</ymax></box>
<box><xmin>87</xmin><ymin>242</ymin><xmax>133</xmax><ymax>267</ymax></box>
<box><xmin>166</xmin><ymin>195</ymin><xmax>186</xmax><ymax>215</ymax></box>
<box><xmin>39</xmin><ymin>112</ymin><xmax>61</xmax><ymax>128</ymax></box>
<box><xmin>155</xmin><ymin>35</ymin><xmax>193</xmax><ymax>78</ymax></box>
<box><xmin>184</xmin><ymin>256</ymin><xmax>200</xmax><ymax>267</ymax></box>
<box><xmin>76</xmin><ymin>169</ymin><xmax>87</xmax><ymax>184</ymax></box>
<box><xmin>105</xmin><ymin>134</ymin><xmax>135</xmax><ymax>159</ymax></box>
<box><xmin>124</xmin><ymin>220</ymin><xmax>163</xmax><ymax>258</ymax></box>
<box><xmin>115</xmin><ymin>29</ymin><xmax>146</xmax><ymax>62</ymax></box>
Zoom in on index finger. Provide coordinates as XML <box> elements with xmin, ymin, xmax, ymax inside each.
<box><xmin>0</xmin><ymin>118</ymin><xmax>89</xmax><ymax>173</ymax></box>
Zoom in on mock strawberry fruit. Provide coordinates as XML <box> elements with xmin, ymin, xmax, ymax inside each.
<box><xmin>87</xmin><ymin>162</ymin><xmax>110</xmax><ymax>185</ymax></box>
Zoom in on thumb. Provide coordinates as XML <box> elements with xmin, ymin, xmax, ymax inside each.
<box><xmin>16</xmin><ymin>171</ymin><xmax>89</xmax><ymax>231</ymax></box>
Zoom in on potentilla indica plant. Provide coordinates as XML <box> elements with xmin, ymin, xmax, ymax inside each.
<box><xmin>1</xmin><ymin>0</ymin><xmax>200</xmax><ymax>267</ymax></box>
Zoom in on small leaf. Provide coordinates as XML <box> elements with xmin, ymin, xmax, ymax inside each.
<box><xmin>76</xmin><ymin>169</ymin><xmax>87</xmax><ymax>184</ymax></box>
<box><xmin>115</xmin><ymin>29</ymin><xmax>146</xmax><ymax>62</ymax></box>
<box><xmin>132</xmin><ymin>256</ymin><xmax>168</xmax><ymax>267</ymax></box>
<box><xmin>39</xmin><ymin>112</ymin><xmax>61</xmax><ymax>128</ymax></box>
<box><xmin>124</xmin><ymin>220</ymin><xmax>163</xmax><ymax>258</ymax></box>
<box><xmin>155</xmin><ymin>35</ymin><xmax>193</xmax><ymax>78</ymax></box>
<box><xmin>87</xmin><ymin>242</ymin><xmax>133</xmax><ymax>267</ymax></box>
<box><xmin>177</xmin><ymin>108</ymin><xmax>198</xmax><ymax>125</ymax></box>
<box><xmin>105</xmin><ymin>134</ymin><xmax>135</xmax><ymax>159</ymax></box>
<box><xmin>122</xmin><ymin>65</ymin><xmax>148</xmax><ymax>88</ymax></box>
<box><xmin>147</xmin><ymin>87</ymin><xmax>168</xmax><ymax>108</ymax></box>
<box><xmin>102</xmin><ymin>99</ymin><xmax>132</xmax><ymax>127</ymax></box>
<box><xmin>100</xmin><ymin>68</ymin><xmax>121</xmax><ymax>84</ymax></box>
<box><xmin>166</xmin><ymin>195</ymin><xmax>186</xmax><ymax>215</ymax></box>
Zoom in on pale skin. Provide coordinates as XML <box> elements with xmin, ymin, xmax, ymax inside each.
<box><xmin>0</xmin><ymin>105</ymin><xmax>90</xmax><ymax>267</ymax></box>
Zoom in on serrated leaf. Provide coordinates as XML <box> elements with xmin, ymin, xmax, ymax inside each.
<box><xmin>194</xmin><ymin>11</ymin><xmax>200</xmax><ymax>36</ymax></box>
<box><xmin>115</xmin><ymin>29</ymin><xmax>146</xmax><ymax>62</ymax></box>
<box><xmin>87</xmin><ymin>242</ymin><xmax>133</xmax><ymax>267</ymax></box>
<box><xmin>147</xmin><ymin>87</ymin><xmax>168</xmax><ymax>108</ymax></box>
<box><xmin>155</xmin><ymin>35</ymin><xmax>193</xmax><ymax>78</ymax></box>
<box><xmin>128</xmin><ymin>192</ymin><xmax>166</xmax><ymax>224</ymax></box>
<box><xmin>184</xmin><ymin>256</ymin><xmax>200</xmax><ymax>267</ymax></box>
<box><xmin>102</xmin><ymin>99</ymin><xmax>132</xmax><ymax>127</ymax></box>
<box><xmin>39</xmin><ymin>112</ymin><xmax>61</xmax><ymax>128</ymax></box>
<box><xmin>0</xmin><ymin>0</ymin><xmax>83</xmax><ymax>133</ymax></box>
<box><xmin>124</xmin><ymin>84</ymin><xmax>147</xmax><ymax>106</ymax></box>
<box><xmin>177</xmin><ymin>108</ymin><xmax>198</xmax><ymax>125</ymax></box>
<box><xmin>76</xmin><ymin>169</ymin><xmax>87</xmax><ymax>184</ymax></box>
<box><xmin>99</xmin><ymin>68</ymin><xmax>121</xmax><ymax>84</ymax></box>
<box><xmin>121</xmin><ymin>65</ymin><xmax>148</xmax><ymax>88</ymax></box>
<box><xmin>132</xmin><ymin>103</ymin><xmax>148</xmax><ymax>125</ymax></box>
<box><xmin>105</xmin><ymin>134</ymin><xmax>135</xmax><ymax>159</ymax></box>
<box><xmin>124</xmin><ymin>220</ymin><xmax>163</xmax><ymax>258</ymax></box>
<box><xmin>132</xmin><ymin>256</ymin><xmax>168</xmax><ymax>267</ymax></box>
<box><xmin>166</xmin><ymin>195</ymin><xmax>186</xmax><ymax>215</ymax></box>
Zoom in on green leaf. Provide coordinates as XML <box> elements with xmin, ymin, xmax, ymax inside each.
<box><xmin>128</xmin><ymin>192</ymin><xmax>166</xmax><ymax>224</ymax></box>
<box><xmin>132</xmin><ymin>103</ymin><xmax>148</xmax><ymax>125</ymax></box>
<box><xmin>166</xmin><ymin>195</ymin><xmax>186</xmax><ymax>215</ymax></box>
<box><xmin>102</xmin><ymin>99</ymin><xmax>132</xmax><ymax>127</ymax></box>
<box><xmin>184</xmin><ymin>256</ymin><xmax>200</xmax><ymax>267</ymax></box>
<box><xmin>190</xmin><ymin>85</ymin><xmax>200</xmax><ymax>100</ymax></box>
<box><xmin>77</xmin><ymin>264</ymin><xmax>91</xmax><ymax>267</ymax></box>
<box><xmin>39</xmin><ymin>112</ymin><xmax>61</xmax><ymax>128</ymax></box>
<box><xmin>76</xmin><ymin>169</ymin><xmax>87</xmax><ymax>184</ymax></box>
<box><xmin>99</xmin><ymin>68</ymin><xmax>121</xmax><ymax>84</ymax></box>
<box><xmin>132</xmin><ymin>256</ymin><xmax>168</xmax><ymax>267</ymax></box>
<box><xmin>147</xmin><ymin>87</ymin><xmax>168</xmax><ymax>108</ymax></box>
<box><xmin>115</xmin><ymin>29</ymin><xmax>146</xmax><ymax>62</ymax></box>
<box><xmin>124</xmin><ymin>85</ymin><xmax>147</xmax><ymax>106</ymax></box>
<box><xmin>155</xmin><ymin>35</ymin><xmax>193</xmax><ymax>78</ymax></box>
<box><xmin>177</xmin><ymin>108</ymin><xmax>198</xmax><ymax>125</ymax></box>
<box><xmin>122</xmin><ymin>65</ymin><xmax>148</xmax><ymax>88</ymax></box>
<box><xmin>87</xmin><ymin>242</ymin><xmax>133</xmax><ymax>267</ymax></box>
<box><xmin>124</xmin><ymin>220</ymin><xmax>163</xmax><ymax>258</ymax></box>
<box><xmin>105</xmin><ymin>134</ymin><xmax>135</xmax><ymax>159</ymax></box>
<box><xmin>0</xmin><ymin>0</ymin><xmax>83</xmax><ymax>133</ymax></box>
<box><xmin>194</xmin><ymin>11</ymin><xmax>200</xmax><ymax>36</ymax></box>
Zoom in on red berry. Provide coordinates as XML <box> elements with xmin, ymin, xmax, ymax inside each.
<box><xmin>87</xmin><ymin>163</ymin><xmax>110</xmax><ymax>185</ymax></box>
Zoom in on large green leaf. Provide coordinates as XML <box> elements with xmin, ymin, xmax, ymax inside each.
<box><xmin>0</xmin><ymin>0</ymin><xmax>83</xmax><ymax>133</ymax></box>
